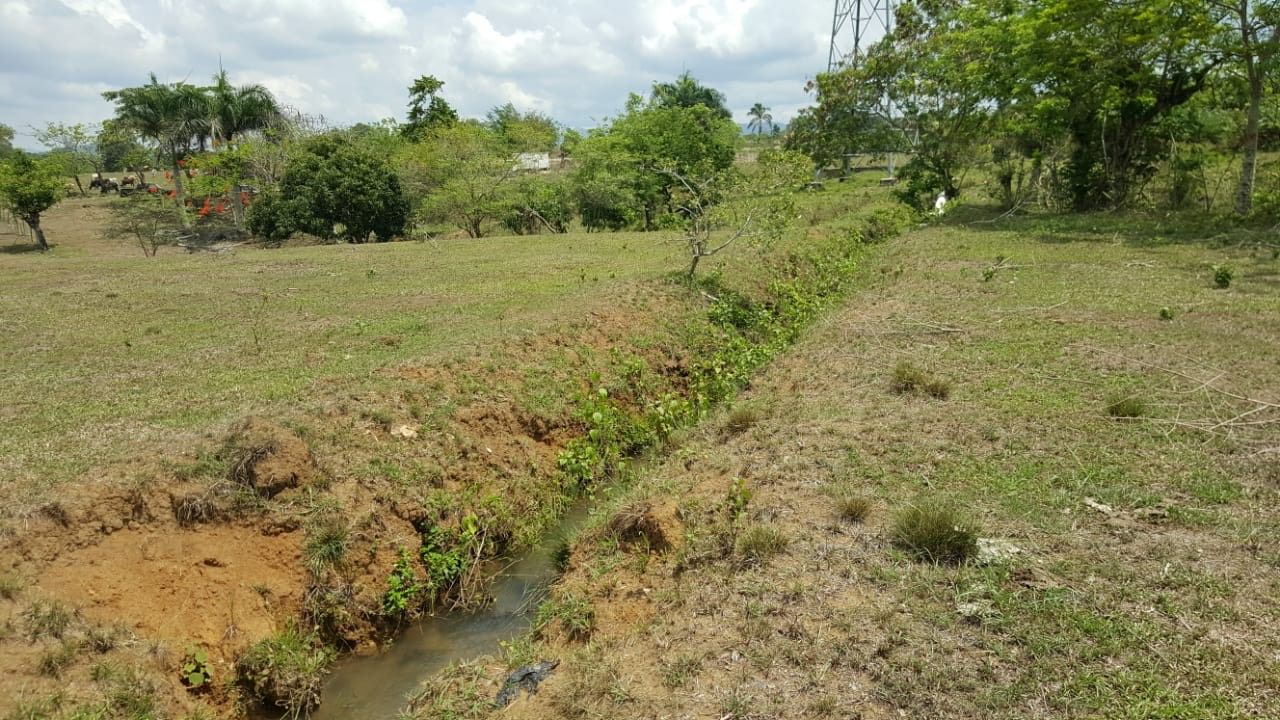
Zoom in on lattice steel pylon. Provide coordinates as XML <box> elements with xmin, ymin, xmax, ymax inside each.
<box><xmin>827</xmin><ymin>0</ymin><xmax>896</xmax><ymax>72</ymax></box>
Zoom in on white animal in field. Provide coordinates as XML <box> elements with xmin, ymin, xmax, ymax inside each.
<box><xmin>934</xmin><ymin>191</ymin><xmax>949</xmax><ymax>214</ymax></box>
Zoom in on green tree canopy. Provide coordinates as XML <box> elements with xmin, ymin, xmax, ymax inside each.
<box><xmin>651</xmin><ymin>71</ymin><xmax>733</xmax><ymax>120</ymax></box>
<box><xmin>0</xmin><ymin>123</ymin><xmax>15</xmax><ymax>159</ymax></box>
<box><xmin>403</xmin><ymin>122</ymin><xmax>518</xmax><ymax>238</ymax></box>
<box><xmin>247</xmin><ymin>132</ymin><xmax>409</xmax><ymax>243</ymax></box>
<box><xmin>403</xmin><ymin>75</ymin><xmax>459</xmax><ymax>141</ymax></box>
<box><xmin>571</xmin><ymin>93</ymin><xmax>739</xmax><ymax>229</ymax></box>
<box><xmin>0</xmin><ymin>151</ymin><xmax>65</xmax><ymax>250</ymax></box>
<box><xmin>485</xmin><ymin>103</ymin><xmax>559</xmax><ymax>152</ymax></box>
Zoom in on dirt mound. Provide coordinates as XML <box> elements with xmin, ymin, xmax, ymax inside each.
<box><xmin>601</xmin><ymin>501</ymin><xmax>681</xmax><ymax>553</ymax></box>
<box><xmin>222</xmin><ymin>417</ymin><xmax>319</xmax><ymax>498</ymax></box>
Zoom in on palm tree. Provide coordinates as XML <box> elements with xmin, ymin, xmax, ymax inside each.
<box><xmin>103</xmin><ymin>74</ymin><xmax>209</xmax><ymax>210</ymax></box>
<box><xmin>208</xmin><ymin>70</ymin><xmax>280</xmax><ymax>227</ymax></box>
<box><xmin>747</xmin><ymin>103</ymin><xmax>773</xmax><ymax>136</ymax></box>
<box><xmin>209</xmin><ymin>70</ymin><xmax>280</xmax><ymax>149</ymax></box>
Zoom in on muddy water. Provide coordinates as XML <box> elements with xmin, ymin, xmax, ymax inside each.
<box><xmin>309</xmin><ymin>502</ymin><xmax>591</xmax><ymax>720</ymax></box>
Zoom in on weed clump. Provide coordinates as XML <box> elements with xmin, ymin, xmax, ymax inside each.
<box><xmin>38</xmin><ymin>639</ymin><xmax>80</xmax><ymax>677</ymax></box>
<box><xmin>236</xmin><ymin>624</ymin><xmax>334</xmax><ymax>715</ymax></box>
<box><xmin>1107</xmin><ymin>396</ymin><xmax>1148</xmax><ymax>419</ymax></box>
<box><xmin>22</xmin><ymin>599</ymin><xmax>77</xmax><ymax>641</ymax></box>
<box><xmin>835</xmin><ymin>494</ymin><xmax>873</xmax><ymax>523</ymax></box>
<box><xmin>1212</xmin><ymin>264</ymin><xmax>1234</xmax><ymax>288</ymax></box>
<box><xmin>725</xmin><ymin>404</ymin><xmax>763</xmax><ymax>434</ymax></box>
<box><xmin>890</xmin><ymin>362</ymin><xmax>951</xmax><ymax>400</ymax></box>
<box><xmin>536</xmin><ymin>592</ymin><xmax>595</xmax><ymax>642</ymax></box>
<box><xmin>891</xmin><ymin>500</ymin><xmax>979</xmax><ymax>564</ymax></box>
<box><xmin>734</xmin><ymin>525</ymin><xmax>789</xmax><ymax>565</ymax></box>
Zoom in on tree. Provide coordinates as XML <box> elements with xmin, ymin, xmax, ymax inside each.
<box><xmin>97</xmin><ymin>119</ymin><xmax>152</xmax><ymax>178</ymax></box>
<box><xmin>1210</xmin><ymin>0</ymin><xmax>1280</xmax><ymax>214</ymax></box>
<box><xmin>668</xmin><ymin>148</ymin><xmax>810</xmax><ymax>279</ymax></box>
<box><xmin>106</xmin><ymin>191</ymin><xmax>188</xmax><ymax>256</ymax></box>
<box><xmin>247</xmin><ymin>132</ymin><xmax>409</xmax><ymax>243</ymax></box>
<box><xmin>209</xmin><ymin>70</ymin><xmax>281</xmax><ymax>149</ymax></box>
<box><xmin>747</xmin><ymin>103</ymin><xmax>773</xmax><ymax>135</ymax></box>
<box><xmin>206</xmin><ymin>70</ymin><xmax>281</xmax><ymax>227</ymax></box>
<box><xmin>403</xmin><ymin>123</ymin><xmax>518</xmax><ymax>238</ymax></box>
<box><xmin>0</xmin><ymin>152</ymin><xmax>64</xmax><ymax>251</ymax></box>
<box><xmin>651</xmin><ymin>71</ymin><xmax>733</xmax><ymax>119</ymax></box>
<box><xmin>990</xmin><ymin>0</ymin><xmax>1222</xmax><ymax>209</ymax></box>
<box><xmin>571</xmin><ymin>94</ymin><xmax>739</xmax><ymax>230</ymax></box>
<box><xmin>34</xmin><ymin>122</ymin><xmax>100</xmax><ymax>196</ymax></box>
<box><xmin>485</xmin><ymin>103</ymin><xmax>559</xmax><ymax>152</ymax></box>
<box><xmin>103</xmin><ymin>75</ymin><xmax>211</xmax><ymax>209</ymax></box>
<box><xmin>403</xmin><ymin>75</ymin><xmax>458</xmax><ymax>141</ymax></box>
<box><xmin>0</xmin><ymin>123</ymin><xmax>15</xmax><ymax>160</ymax></box>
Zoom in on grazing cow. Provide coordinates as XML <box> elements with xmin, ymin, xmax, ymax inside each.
<box><xmin>121</xmin><ymin>175</ymin><xmax>137</xmax><ymax>187</ymax></box>
<box><xmin>98</xmin><ymin>179</ymin><xmax>120</xmax><ymax>194</ymax></box>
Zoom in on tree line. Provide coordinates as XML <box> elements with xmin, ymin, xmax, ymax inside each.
<box><xmin>786</xmin><ymin>0</ymin><xmax>1279</xmax><ymax>217</ymax></box>
<box><xmin>2</xmin><ymin>68</ymin><xmax>799</xmax><ymax>257</ymax></box>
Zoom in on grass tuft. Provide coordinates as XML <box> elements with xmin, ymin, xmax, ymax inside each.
<box><xmin>303</xmin><ymin>514</ymin><xmax>350</xmax><ymax>580</ymax></box>
<box><xmin>38</xmin><ymin>639</ymin><xmax>80</xmax><ymax>677</ymax></box>
<box><xmin>725</xmin><ymin>404</ymin><xmax>763</xmax><ymax>434</ymax></box>
<box><xmin>22</xmin><ymin>599</ymin><xmax>77</xmax><ymax>641</ymax></box>
<box><xmin>734</xmin><ymin>525</ymin><xmax>789</xmax><ymax>565</ymax></box>
<box><xmin>891</xmin><ymin>500</ymin><xmax>979</xmax><ymax>564</ymax></box>
<box><xmin>1107</xmin><ymin>396</ymin><xmax>1148</xmax><ymax>419</ymax></box>
<box><xmin>890</xmin><ymin>361</ymin><xmax>951</xmax><ymax>399</ymax></box>
<box><xmin>835</xmin><ymin>494</ymin><xmax>873</xmax><ymax>523</ymax></box>
<box><xmin>535</xmin><ymin>592</ymin><xmax>595</xmax><ymax>642</ymax></box>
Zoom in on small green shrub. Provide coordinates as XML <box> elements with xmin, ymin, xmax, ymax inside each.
<box><xmin>1212</xmin><ymin>264</ymin><xmax>1234</xmax><ymax>289</ymax></box>
<box><xmin>236</xmin><ymin>624</ymin><xmax>334</xmax><ymax>715</ymax></box>
<box><xmin>835</xmin><ymin>494</ymin><xmax>872</xmax><ymax>523</ymax></box>
<box><xmin>734</xmin><ymin>525</ymin><xmax>789</xmax><ymax>565</ymax></box>
<box><xmin>726</xmin><ymin>477</ymin><xmax>752</xmax><ymax>522</ymax></box>
<box><xmin>891</xmin><ymin>501</ymin><xmax>979</xmax><ymax>564</ymax></box>
<box><xmin>181</xmin><ymin>647</ymin><xmax>213</xmax><ymax>689</ymax></box>
<box><xmin>1159</xmin><ymin>306</ymin><xmax>1175</xmax><ymax>321</ymax></box>
<box><xmin>382</xmin><ymin>548</ymin><xmax>422</xmax><ymax>617</ymax></box>
<box><xmin>1107</xmin><ymin>396</ymin><xmax>1148</xmax><ymax>419</ymax></box>
<box><xmin>890</xmin><ymin>362</ymin><xmax>951</xmax><ymax>399</ymax></box>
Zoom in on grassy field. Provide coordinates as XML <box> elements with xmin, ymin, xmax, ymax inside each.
<box><xmin>0</xmin><ymin>196</ymin><xmax>687</xmax><ymax>498</ymax></box>
<box><xmin>0</xmin><ymin>169</ymin><xmax>903</xmax><ymax>719</ymax></box>
<box><xmin>415</xmin><ymin>208</ymin><xmax>1280</xmax><ymax>719</ymax></box>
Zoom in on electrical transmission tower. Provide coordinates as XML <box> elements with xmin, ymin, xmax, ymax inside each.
<box><xmin>827</xmin><ymin>0</ymin><xmax>896</xmax><ymax>72</ymax></box>
<box><xmin>826</xmin><ymin>0</ymin><xmax>901</xmax><ymax>178</ymax></box>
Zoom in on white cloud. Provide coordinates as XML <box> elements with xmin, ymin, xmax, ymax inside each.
<box><xmin>0</xmin><ymin>0</ymin><xmax>833</xmax><ymax>149</ymax></box>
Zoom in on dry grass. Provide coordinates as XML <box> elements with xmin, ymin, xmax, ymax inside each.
<box><xmin>459</xmin><ymin>208</ymin><xmax>1280</xmax><ymax>720</ymax></box>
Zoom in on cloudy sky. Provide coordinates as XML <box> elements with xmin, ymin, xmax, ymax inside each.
<box><xmin>0</xmin><ymin>0</ymin><xmax>841</xmax><ymax>150</ymax></box>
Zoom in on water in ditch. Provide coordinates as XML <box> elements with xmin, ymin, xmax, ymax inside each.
<box><xmin>308</xmin><ymin>501</ymin><xmax>591</xmax><ymax>720</ymax></box>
